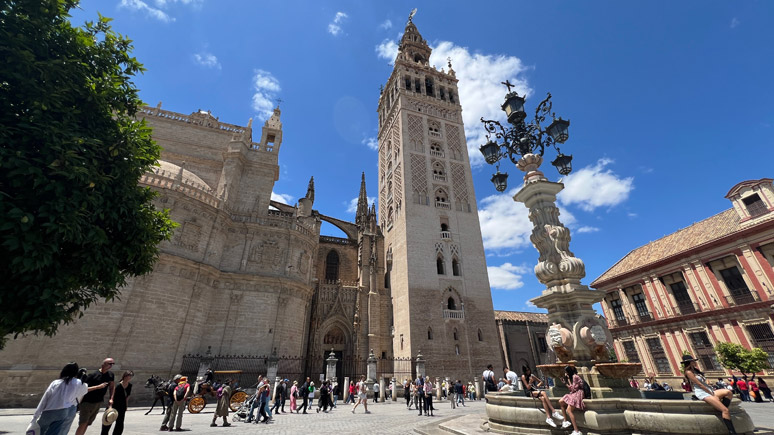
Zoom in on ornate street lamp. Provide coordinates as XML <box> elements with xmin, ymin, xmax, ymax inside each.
<box><xmin>479</xmin><ymin>82</ymin><xmax>573</xmax><ymax>191</ymax></box>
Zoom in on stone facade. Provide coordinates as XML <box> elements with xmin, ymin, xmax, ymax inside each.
<box><xmin>592</xmin><ymin>178</ymin><xmax>774</xmax><ymax>383</ymax></box>
<box><xmin>0</xmin><ymin>105</ymin><xmax>389</xmax><ymax>405</ymax></box>
<box><xmin>494</xmin><ymin>311</ymin><xmax>550</xmax><ymax>375</ymax></box>
<box><xmin>378</xmin><ymin>19</ymin><xmax>502</xmax><ymax>380</ymax></box>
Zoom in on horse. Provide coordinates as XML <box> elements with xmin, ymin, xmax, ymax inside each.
<box><xmin>144</xmin><ymin>375</ymin><xmax>170</xmax><ymax>415</ymax></box>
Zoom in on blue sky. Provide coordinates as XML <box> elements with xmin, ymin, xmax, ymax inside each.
<box><xmin>70</xmin><ymin>1</ymin><xmax>774</xmax><ymax>313</ymax></box>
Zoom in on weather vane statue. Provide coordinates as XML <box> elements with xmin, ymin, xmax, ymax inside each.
<box><xmin>408</xmin><ymin>8</ymin><xmax>417</xmax><ymax>24</ymax></box>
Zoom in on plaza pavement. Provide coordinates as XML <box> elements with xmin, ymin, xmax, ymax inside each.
<box><xmin>4</xmin><ymin>400</ymin><xmax>774</xmax><ymax>434</ymax></box>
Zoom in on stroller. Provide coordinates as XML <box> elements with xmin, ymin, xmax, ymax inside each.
<box><xmin>232</xmin><ymin>393</ymin><xmax>256</xmax><ymax>423</ymax></box>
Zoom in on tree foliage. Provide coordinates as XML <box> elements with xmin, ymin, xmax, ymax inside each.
<box><xmin>714</xmin><ymin>342</ymin><xmax>770</xmax><ymax>375</ymax></box>
<box><xmin>0</xmin><ymin>0</ymin><xmax>176</xmax><ymax>347</ymax></box>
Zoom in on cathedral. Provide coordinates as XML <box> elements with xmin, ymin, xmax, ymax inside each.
<box><xmin>0</xmin><ymin>18</ymin><xmax>501</xmax><ymax>405</ymax></box>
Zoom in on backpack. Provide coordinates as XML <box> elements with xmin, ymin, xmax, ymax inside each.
<box><xmin>580</xmin><ymin>377</ymin><xmax>591</xmax><ymax>400</ymax></box>
<box><xmin>485</xmin><ymin>373</ymin><xmax>497</xmax><ymax>391</ymax></box>
<box><xmin>174</xmin><ymin>383</ymin><xmax>188</xmax><ymax>401</ymax></box>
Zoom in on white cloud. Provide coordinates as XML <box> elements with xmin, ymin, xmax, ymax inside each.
<box><xmin>488</xmin><ymin>262</ymin><xmax>528</xmax><ymax>290</ymax></box>
<box><xmin>558</xmin><ymin>158</ymin><xmax>634</xmax><ymax>211</ymax></box>
<box><xmin>328</xmin><ymin>12</ymin><xmax>348</xmax><ymax>36</ymax></box>
<box><xmin>576</xmin><ymin>226</ymin><xmax>600</xmax><ymax>233</ymax></box>
<box><xmin>379</xmin><ymin>19</ymin><xmax>393</xmax><ymax>30</ymax></box>
<box><xmin>271</xmin><ymin>192</ymin><xmax>293</xmax><ymax>205</ymax></box>
<box><xmin>429</xmin><ymin>42</ymin><xmax>530</xmax><ymax>167</ymax></box>
<box><xmin>346</xmin><ymin>196</ymin><xmax>377</xmax><ymax>213</ymax></box>
<box><xmin>193</xmin><ymin>52</ymin><xmax>221</xmax><ymax>69</ymax></box>
<box><xmin>730</xmin><ymin>17</ymin><xmax>740</xmax><ymax>28</ymax></box>
<box><xmin>478</xmin><ymin>187</ymin><xmax>532</xmax><ymax>251</ymax></box>
<box><xmin>251</xmin><ymin>69</ymin><xmax>281</xmax><ymax>121</ymax></box>
<box><xmin>119</xmin><ymin>0</ymin><xmax>173</xmax><ymax>22</ymax></box>
<box><xmin>375</xmin><ymin>39</ymin><xmax>400</xmax><ymax>64</ymax></box>
<box><xmin>362</xmin><ymin>137</ymin><xmax>378</xmax><ymax>151</ymax></box>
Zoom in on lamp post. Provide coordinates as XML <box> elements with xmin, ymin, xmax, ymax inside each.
<box><xmin>479</xmin><ymin>84</ymin><xmax>612</xmax><ymax>374</ymax></box>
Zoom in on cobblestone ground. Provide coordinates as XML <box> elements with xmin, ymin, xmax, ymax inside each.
<box><xmin>5</xmin><ymin>400</ymin><xmax>774</xmax><ymax>434</ymax></box>
<box><xmin>0</xmin><ymin>398</ymin><xmax>486</xmax><ymax>435</ymax></box>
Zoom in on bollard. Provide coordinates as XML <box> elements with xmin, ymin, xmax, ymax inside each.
<box><xmin>379</xmin><ymin>378</ymin><xmax>386</xmax><ymax>402</ymax></box>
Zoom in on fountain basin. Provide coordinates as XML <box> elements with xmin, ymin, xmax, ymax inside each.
<box><xmin>594</xmin><ymin>362</ymin><xmax>643</xmax><ymax>379</ymax></box>
<box><xmin>536</xmin><ymin>363</ymin><xmax>573</xmax><ymax>379</ymax></box>
<box><xmin>486</xmin><ymin>393</ymin><xmax>754</xmax><ymax>435</ymax></box>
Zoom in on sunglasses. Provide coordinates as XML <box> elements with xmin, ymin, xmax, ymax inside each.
<box><xmin>107</xmin><ymin>362</ymin><xmax>115</xmax><ymax>366</ymax></box>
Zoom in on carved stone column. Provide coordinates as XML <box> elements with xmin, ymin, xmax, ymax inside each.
<box><xmin>266</xmin><ymin>348</ymin><xmax>279</xmax><ymax>381</ymax></box>
<box><xmin>415</xmin><ymin>350</ymin><xmax>425</xmax><ymax>378</ymax></box>
<box><xmin>391</xmin><ymin>377</ymin><xmax>397</xmax><ymax>402</ymax></box>
<box><xmin>366</xmin><ymin>349</ymin><xmax>377</xmax><ymax>394</ymax></box>
<box><xmin>326</xmin><ymin>349</ymin><xmax>338</xmax><ymax>382</ymax></box>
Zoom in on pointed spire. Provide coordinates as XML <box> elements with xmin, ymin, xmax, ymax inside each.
<box><xmin>356</xmin><ymin>172</ymin><xmax>369</xmax><ymax>227</ymax></box>
<box><xmin>305</xmin><ymin>176</ymin><xmax>315</xmax><ymax>203</ymax></box>
<box><xmin>398</xmin><ymin>12</ymin><xmax>431</xmax><ymax>65</ymax></box>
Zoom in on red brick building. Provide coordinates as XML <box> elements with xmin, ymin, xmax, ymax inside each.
<box><xmin>591</xmin><ymin>178</ymin><xmax>774</xmax><ymax>380</ymax></box>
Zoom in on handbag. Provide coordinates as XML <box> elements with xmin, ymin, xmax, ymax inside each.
<box><xmin>26</xmin><ymin>420</ymin><xmax>40</xmax><ymax>435</ymax></box>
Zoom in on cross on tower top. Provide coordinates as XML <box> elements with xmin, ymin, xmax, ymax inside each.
<box><xmin>501</xmin><ymin>80</ymin><xmax>515</xmax><ymax>93</ymax></box>
<box><xmin>275</xmin><ymin>98</ymin><xmax>283</xmax><ymax>108</ymax></box>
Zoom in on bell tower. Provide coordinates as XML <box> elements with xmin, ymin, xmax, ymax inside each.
<box><xmin>377</xmin><ymin>16</ymin><xmax>501</xmax><ymax>379</ymax></box>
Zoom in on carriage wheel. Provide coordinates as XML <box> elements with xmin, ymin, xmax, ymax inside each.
<box><xmin>188</xmin><ymin>396</ymin><xmax>206</xmax><ymax>414</ymax></box>
<box><xmin>229</xmin><ymin>391</ymin><xmax>248</xmax><ymax>411</ymax></box>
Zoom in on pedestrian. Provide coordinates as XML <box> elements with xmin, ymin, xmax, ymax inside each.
<box><xmin>416</xmin><ymin>376</ymin><xmax>425</xmax><ymax>416</ymax></box>
<box><xmin>290</xmin><ymin>381</ymin><xmax>299</xmax><ymax>412</ymax></box>
<box><xmin>351</xmin><ymin>375</ymin><xmax>370</xmax><ymax>414</ymax></box>
<box><xmin>372</xmin><ymin>381</ymin><xmax>380</xmax><ymax>403</ymax></box>
<box><xmin>749</xmin><ymin>378</ymin><xmax>762</xmax><ymax>403</ymax></box>
<box><xmin>683</xmin><ymin>355</ymin><xmax>737</xmax><ymax>434</ymax></box>
<box><xmin>470</xmin><ymin>383</ymin><xmax>477</xmax><ymax>400</ymax></box>
<box><xmin>210</xmin><ymin>379</ymin><xmax>232</xmax><ymax>427</ymax></box>
<box><xmin>30</xmin><ymin>363</ymin><xmax>97</xmax><ymax>435</ymax></box>
<box><xmin>298</xmin><ymin>377</ymin><xmax>310</xmax><ymax>414</ymax></box>
<box><xmin>423</xmin><ymin>377</ymin><xmax>434</xmax><ymax>416</ymax></box>
<box><xmin>630</xmin><ymin>377</ymin><xmax>640</xmax><ymax>389</ymax></box>
<box><xmin>164</xmin><ymin>376</ymin><xmax>190</xmax><ymax>431</ymax></box>
<box><xmin>522</xmin><ymin>366</ymin><xmax>562</xmax><ymax>428</ymax></box>
<box><xmin>75</xmin><ymin>358</ymin><xmax>116</xmax><ymax>435</ymax></box>
<box><xmin>317</xmin><ymin>380</ymin><xmax>331</xmax><ymax>413</ymax></box>
<box><xmin>503</xmin><ymin>366</ymin><xmax>518</xmax><ymax>391</ymax></box>
<box><xmin>308</xmin><ymin>381</ymin><xmax>316</xmax><ymax>407</ymax></box>
<box><xmin>387</xmin><ymin>381</ymin><xmax>392</xmax><ymax>400</ymax></box>
<box><xmin>558</xmin><ymin>366</ymin><xmax>586</xmax><ymax>435</ymax></box>
<box><xmin>347</xmin><ymin>381</ymin><xmax>357</xmax><ymax>405</ymax></box>
<box><xmin>455</xmin><ymin>379</ymin><xmax>465</xmax><ymax>406</ymax></box>
<box><xmin>256</xmin><ymin>383</ymin><xmax>271</xmax><ymax>423</ymax></box>
<box><xmin>449</xmin><ymin>381</ymin><xmax>456</xmax><ymax>410</ymax></box>
<box><xmin>643</xmin><ymin>378</ymin><xmax>651</xmax><ymax>390</ymax></box>
<box><xmin>759</xmin><ymin>378</ymin><xmax>773</xmax><ymax>401</ymax></box>
<box><xmin>271</xmin><ymin>379</ymin><xmax>285</xmax><ymax>415</ymax></box>
<box><xmin>483</xmin><ymin>364</ymin><xmax>497</xmax><ymax>393</ymax></box>
<box><xmin>159</xmin><ymin>375</ymin><xmax>181</xmax><ymax>430</ymax></box>
<box><xmin>404</xmin><ymin>379</ymin><xmax>412</xmax><ymax>409</ymax></box>
<box><xmin>101</xmin><ymin>370</ymin><xmax>133</xmax><ymax>435</ymax></box>
<box><xmin>332</xmin><ymin>382</ymin><xmax>340</xmax><ymax>408</ymax></box>
<box><xmin>736</xmin><ymin>375</ymin><xmax>750</xmax><ymax>402</ymax></box>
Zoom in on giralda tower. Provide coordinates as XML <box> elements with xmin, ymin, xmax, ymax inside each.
<box><xmin>377</xmin><ymin>16</ymin><xmax>501</xmax><ymax>378</ymax></box>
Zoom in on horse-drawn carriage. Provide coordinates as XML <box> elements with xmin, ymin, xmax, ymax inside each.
<box><xmin>144</xmin><ymin>371</ymin><xmax>249</xmax><ymax>415</ymax></box>
<box><xmin>187</xmin><ymin>370</ymin><xmax>248</xmax><ymax>414</ymax></box>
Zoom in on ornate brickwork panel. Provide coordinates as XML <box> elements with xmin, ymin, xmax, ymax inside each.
<box><xmin>379</xmin><ymin>138</ymin><xmax>388</xmax><ymax>225</ymax></box>
<box><xmin>445</xmin><ymin>123</ymin><xmax>462</xmax><ymax>160</ymax></box>
<box><xmin>408</xmin><ymin>114</ymin><xmax>424</xmax><ymax>152</ymax></box>
<box><xmin>394</xmin><ymin>162</ymin><xmax>403</xmax><ymax>214</ymax></box>
<box><xmin>435</xmin><ymin>242</ymin><xmax>445</xmax><ymax>254</ymax></box>
<box><xmin>392</xmin><ymin>120</ymin><xmax>402</xmax><ymax>160</ymax></box>
<box><xmin>406</xmin><ymin>98</ymin><xmax>460</xmax><ymax>122</ymax></box>
<box><xmin>410</xmin><ymin>153</ymin><xmax>428</xmax><ymax>196</ymax></box>
<box><xmin>450</xmin><ymin>244</ymin><xmax>460</xmax><ymax>257</ymax></box>
<box><xmin>451</xmin><ymin>162</ymin><xmax>469</xmax><ymax>208</ymax></box>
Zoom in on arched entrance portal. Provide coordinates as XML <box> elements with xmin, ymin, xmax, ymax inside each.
<box><xmin>321</xmin><ymin>324</ymin><xmax>348</xmax><ymax>380</ymax></box>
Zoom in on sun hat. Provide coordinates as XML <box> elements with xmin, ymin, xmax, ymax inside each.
<box><xmin>681</xmin><ymin>354</ymin><xmax>698</xmax><ymax>365</ymax></box>
<box><xmin>102</xmin><ymin>408</ymin><xmax>119</xmax><ymax>426</ymax></box>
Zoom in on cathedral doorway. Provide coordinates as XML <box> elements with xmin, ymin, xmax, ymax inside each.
<box><xmin>322</xmin><ymin>325</ymin><xmax>347</xmax><ymax>379</ymax></box>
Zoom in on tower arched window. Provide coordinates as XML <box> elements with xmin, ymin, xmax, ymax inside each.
<box><xmin>436</xmin><ymin>256</ymin><xmax>445</xmax><ymax>275</ymax></box>
<box><xmin>452</xmin><ymin>258</ymin><xmax>461</xmax><ymax>276</ymax></box>
<box><xmin>478</xmin><ymin>329</ymin><xmax>483</xmax><ymax>341</ymax></box>
<box><xmin>455</xmin><ymin>344</ymin><xmax>460</xmax><ymax>355</ymax></box>
<box><xmin>453</xmin><ymin>328</ymin><xmax>459</xmax><ymax>341</ymax></box>
<box><xmin>447</xmin><ymin>297</ymin><xmax>456</xmax><ymax>310</ymax></box>
<box><xmin>428</xmin><ymin>327</ymin><xmax>433</xmax><ymax>340</ymax></box>
<box><xmin>325</xmin><ymin>250</ymin><xmax>340</xmax><ymax>281</ymax></box>
<box><xmin>441</xmin><ymin>223</ymin><xmax>449</xmax><ymax>232</ymax></box>
<box><xmin>425</xmin><ymin>77</ymin><xmax>434</xmax><ymax>96</ymax></box>
<box><xmin>435</xmin><ymin>188</ymin><xmax>448</xmax><ymax>204</ymax></box>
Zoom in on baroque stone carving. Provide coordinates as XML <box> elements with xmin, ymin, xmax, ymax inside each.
<box><xmin>547</xmin><ymin>323</ymin><xmax>574</xmax><ymax>361</ymax></box>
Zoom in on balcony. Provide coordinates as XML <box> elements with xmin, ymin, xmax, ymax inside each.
<box><xmin>433</xmin><ymin>174</ymin><xmax>447</xmax><ymax>182</ymax></box>
<box><xmin>673</xmin><ymin>301</ymin><xmax>701</xmax><ymax>315</ymax></box>
<box><xmin>611</xmin><ymin>317</ymin><xmax>628</xmax><ymax>327</ymax></box>
<box><xmin>726</xmin><ymin>291</ymin><xmax>761</xmax><ymax>306</ymax></box>
<box><xmin>440</xmin><ymin>231</ymin><xmax>451</xmax><ymax>240</ymax></box>
<box><xmin>430</xmin><ymin>150</ymin><xmax>445</xmax><ymax>158</ymax></box>
<box><xmin>637</xmin><ymin>312</ymin><xmax>652</xmax><ymax>322</ymax></box>
<box><xmin>435</xmin><ymin>201</ymin><xmax>451</xmax><ymax>209</ymax></box>
<box><xmin>443</xmin><ymin>309</ymin><xmax>465</xmax><ymax>319</ymax></box>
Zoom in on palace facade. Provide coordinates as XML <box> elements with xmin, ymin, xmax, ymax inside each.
<box><xmin>592</xmin><ymin>178</ymin><xmax>774</xmax><ymax>381</ymax></box>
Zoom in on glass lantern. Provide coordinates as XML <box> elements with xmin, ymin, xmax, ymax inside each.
<box><xmin>546</xmin><ymin>117</ymin><xmax>570</xmax><ymax>143</ymax></box>
<box><xmin>479</xmin><ymin>140</ymin><xmax>501</xmax><ymax>165</ymax></box>
<box><xmin>501</xmin><ymin>92</ymin><xmax>526</xmax><ymax>124</ymax></box>
<box><xmin>491</xmin><ymin>170</ymin><xmax>509</xmax><ymax>192</ymax></box>
<box><xmin>551</xmin><ymin>153</ymin><xmax>573</xmax><ymax>176</ymax></box>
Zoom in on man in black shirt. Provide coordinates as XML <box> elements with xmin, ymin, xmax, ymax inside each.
<box><xmin>75</xmin><ymin>358</ymin><xmax>115</xmax><ymax>435</ymax></box>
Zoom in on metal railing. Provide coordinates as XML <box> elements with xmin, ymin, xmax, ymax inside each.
<box><xmin>443</xmin><ymin>309</ymin><xmax>465</xmax><ymax>319</ymax></box>
<box><xmin>435</xmin><ymin>201</ymin><xmax>451</xmax><ymax>209</ymax></box>
<box><xmin>440</xmin><ymin>231</ymin><xmax>451</xmax><ymax>239</ymax></box>
<box><xmin>726</xmin><ymin>291</ymin><xmax>760</xmax><ymax>306</ymax></box>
